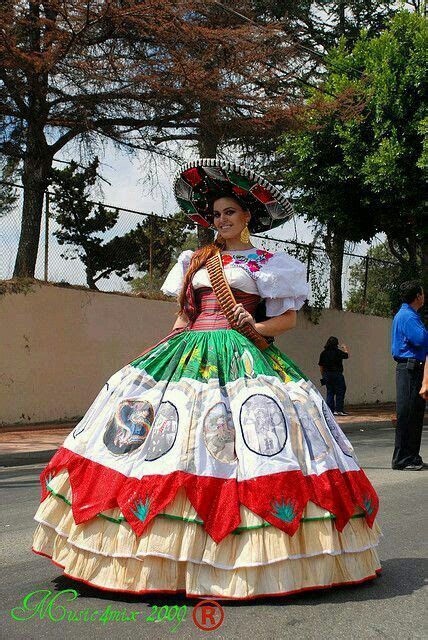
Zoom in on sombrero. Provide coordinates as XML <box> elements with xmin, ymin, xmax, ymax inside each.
<box><xmin>173</xmin><ymin>158</ymin><xmax>294</xmax><ymax>234</ymax></box>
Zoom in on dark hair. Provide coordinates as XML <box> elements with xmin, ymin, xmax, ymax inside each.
<box><xmin>324</xmin><ymin>336</ymin><xmax>339</xmax><ymax>350</ymax></box>
<box><xmin>399</xmin><ymin>280</ymin><xmax>423</xmax><ymax>304</ymax></box>
<box><xmin>207</xmin><ymin>189</ymin><xmax>250</xmax><ymax>216</ymax></box>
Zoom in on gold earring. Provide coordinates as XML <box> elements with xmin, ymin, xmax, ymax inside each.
<box><xmin>240</xmin><ymin>225</ymin><xmax>250</xmax><ymax>243</ymax></box>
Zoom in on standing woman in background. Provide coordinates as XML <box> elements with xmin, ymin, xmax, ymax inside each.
<box><xmin>319</xmin><ymin>337</ymin><xmax>350</xmax><ymax>416</ymax></box>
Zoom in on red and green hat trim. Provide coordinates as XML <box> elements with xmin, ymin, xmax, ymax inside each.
<box><xmin>173</xmin><ymin>159</ymin><xmax>294</xmax><ymax>233</ymax></box>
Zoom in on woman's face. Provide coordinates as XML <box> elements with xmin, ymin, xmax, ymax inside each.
<box><xmin>212</xmin><ymin>197</ymin><xmax>250</xmax><ymax>239</ymax></box>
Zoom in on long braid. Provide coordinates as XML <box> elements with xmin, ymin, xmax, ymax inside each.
<box><xmin>177</xmin><ymin>237</ymin><xmax>226</xmax><ymax>319</ymax></box>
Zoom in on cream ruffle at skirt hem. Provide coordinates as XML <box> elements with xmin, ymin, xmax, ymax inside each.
<box><xmin>32</xmin><ymin>469</ymin><xmax>382</xmax><ymax>600</ymax></box>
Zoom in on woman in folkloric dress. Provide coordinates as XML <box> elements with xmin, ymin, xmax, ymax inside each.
<box><xmin>32</xmin><ymin>159</ymin><xmax>382</xmax><ymax>600</ymax></box>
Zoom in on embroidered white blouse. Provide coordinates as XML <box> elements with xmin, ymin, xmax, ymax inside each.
<box><xmin>160</xmin><ymin>248</ymin><xmax>309</xmax><ymax>316</ymax></box>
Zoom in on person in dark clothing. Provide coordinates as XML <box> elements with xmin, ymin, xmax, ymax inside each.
<box><xmin>318</xmin><ymin>337</ymin><xmax>350</xmax><ymax>415</ymax></box>
<box><xmin>391</xmin><ymin>280</ymin><xmax>428</xmax><ymax>471</ymax></box>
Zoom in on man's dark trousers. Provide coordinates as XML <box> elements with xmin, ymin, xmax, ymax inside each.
<box><xmin>392</xmin><ymin>362</ymin><xmax>426</xmax><ymax>469</ymax></box>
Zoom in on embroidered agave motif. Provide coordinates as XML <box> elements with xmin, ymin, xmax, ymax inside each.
<box><xmin>363</xmin><ymin>495</ymin><xmax>374</xmax><ymax>516</ymax></box>
<box><xmin>131</xmin><ymin>495</ymin><xmax>151</xmax><ymax>522</ymax></box>
<box><xmin>45</xmin><ymin>472</ymin><xmax>55</xmax><ymax>489</ymax></box>
<box><xmin>270</xmin><ymin>498</ymin><xmax>298</xmax><ymax>522</ymax></box>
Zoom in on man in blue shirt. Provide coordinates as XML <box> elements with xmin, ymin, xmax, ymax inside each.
<box><xmin>391</xmin><ymin>280</ymin><xmax>428</xmax><ymax>470</ymax></box>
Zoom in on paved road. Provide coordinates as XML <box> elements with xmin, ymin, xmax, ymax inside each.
<box><xmin>0</xmin><ymin>423</ymin><xmax>426</xmax><ymax>640</ymax></box>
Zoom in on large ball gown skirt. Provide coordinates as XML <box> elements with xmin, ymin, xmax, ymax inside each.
<box><xmin>32</xmin><ymin>290</ymin><xmax>382</xmax><ymax>600</ymax></box>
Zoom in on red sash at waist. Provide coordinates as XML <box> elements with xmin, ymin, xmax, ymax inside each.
<box><xmin>188</xmin><ymin>286</ymin><xmax>261</xmax><ymax>331</ymax></box>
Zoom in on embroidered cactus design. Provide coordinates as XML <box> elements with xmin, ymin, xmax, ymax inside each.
<box><xmin>270</xmin><ymin>498</ymin><xmax>298</xmax><ymax>522</ymax></box>
<box><xmin>131</xmin><ymin>495</ymin><xmax>151</xmax><ymax>522</ymax></box>
<box><xmin>363</xmin><ymin>495</ymin><xmax>374</xmax><ymax>516</ymax></box>
<box><xmin>45</xmin><ymin>472</ymin><xmax>55</xmax><ymax>489</ymax></box>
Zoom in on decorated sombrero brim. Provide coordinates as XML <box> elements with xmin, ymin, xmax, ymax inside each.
<box><xmin>173</xmin><ymin>158</ymin><xmax>294</xmax><ymax>233</ymax></box>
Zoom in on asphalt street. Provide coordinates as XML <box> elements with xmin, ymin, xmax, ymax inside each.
<box><xmin>0</xmin><ymin>422</ymin><xmax>426</xmax><ymax>640</ymax></box>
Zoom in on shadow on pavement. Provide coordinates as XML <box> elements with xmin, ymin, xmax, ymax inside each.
<box><xmin>51</xmin><ymin>556</ymin><xmax>426</xmax><ymax>607</ymax></box>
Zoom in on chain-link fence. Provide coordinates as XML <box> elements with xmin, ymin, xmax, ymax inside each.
<box><xmin>0</xmin><ymin>182</ymin><xmax>399</xmax><ymax>314</ymax></box>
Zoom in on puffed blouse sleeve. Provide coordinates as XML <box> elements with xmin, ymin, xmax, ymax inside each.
<box><xmin>160</xmin><ymin>249</ymin><xmax>194</xmax><ymax>297</ymax></box>
<box><xmin>253</xmin><ymin>252</ymin><xmax>309</xmax><ymax>316</ymax></box>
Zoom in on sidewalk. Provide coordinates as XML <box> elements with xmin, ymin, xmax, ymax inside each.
<box><xmin>0</xmin><ymin>404</ymin><xmax>402</xmax><ymax>467</ymax></box>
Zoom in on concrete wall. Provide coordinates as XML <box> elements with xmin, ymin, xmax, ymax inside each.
<box><xmin>0</xmin><ymin>282</ymin><xmax>395</xmax><ymax>426</ymax></box>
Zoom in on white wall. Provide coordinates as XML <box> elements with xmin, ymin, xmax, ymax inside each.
<box><xmin>0</xmin><ymin>283</ymin><xmax>395</xmax><ymax>426</ymax></box>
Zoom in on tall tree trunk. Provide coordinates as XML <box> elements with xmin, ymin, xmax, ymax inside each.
<box><xmin>338</xmin><ymin>1</ymin><xmax>346</xmax><ymax>37</ymax></box>
<box><xmin>198</xmin><ymin>122</ymin><xmax>217</xmax><ymax>247</ymax></box>
<box><xmin>86</xmin><ymin>267</ymin><xmax>98</xmax><ymax>290</ymax></box>
<box><xmin>197</xmin><ymin>124</ymin><xmax>217</xmax><ymax>248</ymax></box>
<box><xmin>197</xmin><ymin>65</ymin><xmax>220</xmax><ymax>248</ymax></box>
<box><xmin>323</xmin><ymin>224</ymin><xmax>345</xmax><ymax>310</ymax></box>
<box><xmin>13</xmin><ymin>125</ymin><xmax>51</xmax><ymax>278</ymax></box>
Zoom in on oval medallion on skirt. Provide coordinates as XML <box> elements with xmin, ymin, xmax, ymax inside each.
<box><xmin>103</xmin><ymin>399</ymin><xmax>154</xmax><ymax>455</ymax></box>
<box><xmin>203</xmin><ymin>401</ymin><xmax>237</xmax><ymax>464</ymax></box>
<box><xmin>239</xmin><ymin>393</ymin><xmax>287</xmax><ymax>457</ymax></box>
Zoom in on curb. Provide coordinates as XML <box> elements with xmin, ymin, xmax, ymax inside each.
<box><xmin>0</xmin><ymin>449</ymin><xmax>56</xmax><ymax>467</ymax></box>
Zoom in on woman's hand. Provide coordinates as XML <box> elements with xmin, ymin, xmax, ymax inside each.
<box><xmin>232</xmin><ymin>303</ymin><xmax>256</xmax><ymax>328</ymax></box>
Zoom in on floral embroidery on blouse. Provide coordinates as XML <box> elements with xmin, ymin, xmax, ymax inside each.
<box><xmin>221</xmin><ymin>249</ymin><xmax>274</xmax><ymax>274</ymax></box>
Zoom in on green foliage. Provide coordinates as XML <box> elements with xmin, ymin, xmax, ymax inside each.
<box><xmin>326</xmin><ymin>11</ymin><xmax>427</xmax><ymax>262</ymax></box>
<box><xmin>276</xmin><ymin>10</ymin><xmax>426</xmax><ymax>309</ymax></box>
<box><xmin>50</xmin><ymin>159</ymin><xmax>196</xmax><ymax>290</ymax></box>
<box><xmin>345</xmin><ymin>242</ymin><xmax>400</xmax><ymax>317</ymax></box>
<box><xmin>128</xmin><ymin>212</ymin><xmax>195</xmax><ymax>278</ymax></box>
<box><xmin>50</xmin><ymin>158</ymin><xmax>140</xmax><ymax>289</ymax></box>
